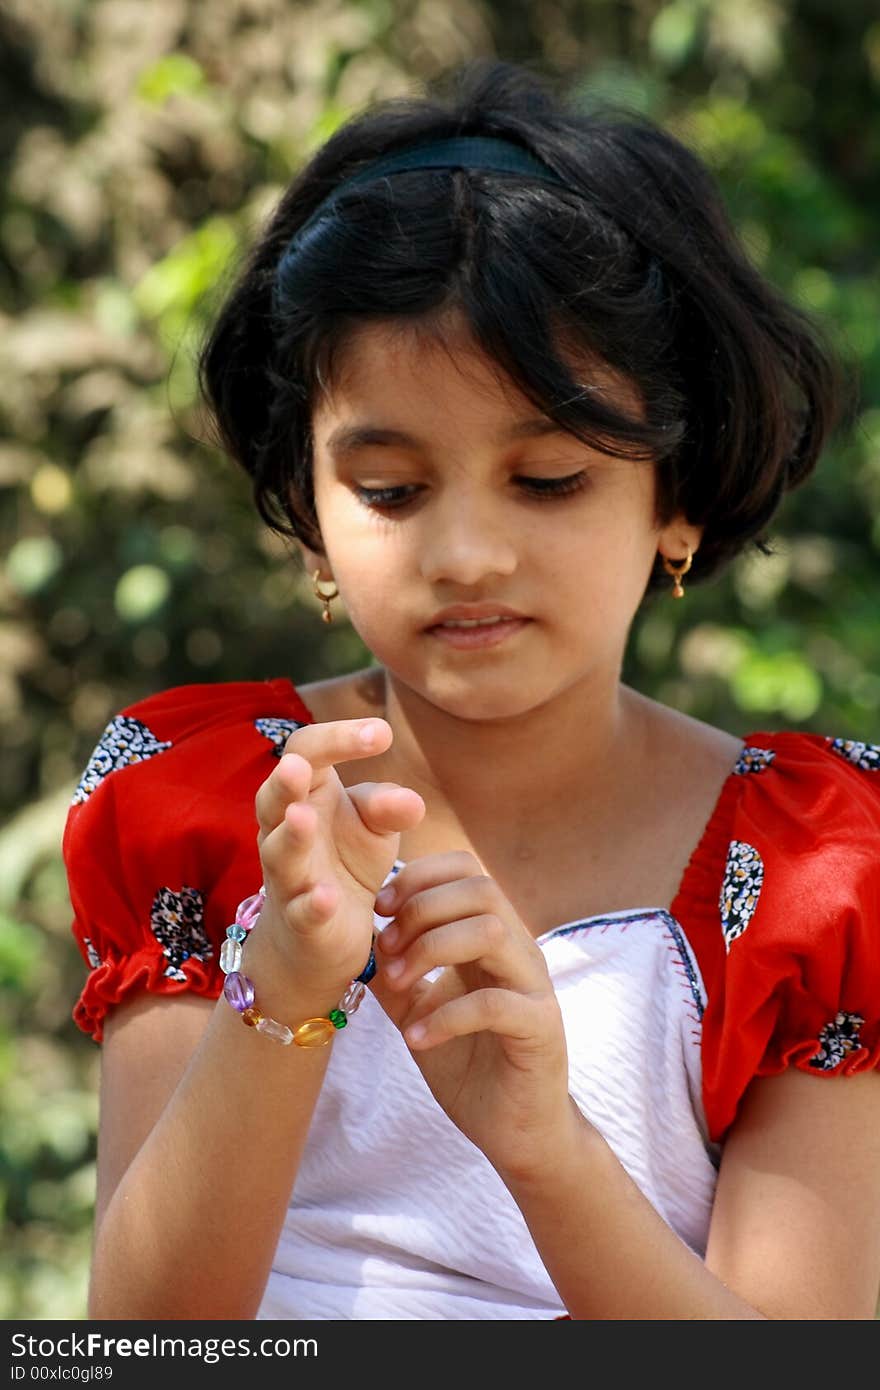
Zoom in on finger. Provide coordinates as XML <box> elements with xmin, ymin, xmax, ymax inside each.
<box><xmin>259</xmin><ymin>798</ymin><xmax>320</xmax><ymax>896</ymax></box>
<box><xmin>255</xmin><ymin>752</ymin><xmax>314</xmax><ymax>835</ymax></box>
<box><xmin>372</xmin><ymin>850</ymin><xmax>484</xmax><ymax>918</ymax></box>
<box><xmin>376</xmin><ymin>872</ymin><xmax>500</xmax><ymax>953</ymax></box>
<box><xmin>259</xmin><ymin>803</ymin><xmax>341</xmax><ymax>936</ymax></box>
<box><xmin>346</xmin><ymin>781</ymin><xmax>426</xmax><ymax>835</ymax></box>
<box><xmin>255</xmin><ymin>716</ymin><xmax>396</xmax><ymax>833</ymax></box>
<box><xmin>402</xmin><ymin>987</ymin><xmax>549</xmax><ymax>1050</ymax></box>
<box><xmin>283</xmin><ymin>717</ymin><xmax>393</xmax><ymax>788</ymax></box>
<box><xmin>378</xmin><ymin>913</ymin><xmax>543</xmax><ymax>995</ymax></box>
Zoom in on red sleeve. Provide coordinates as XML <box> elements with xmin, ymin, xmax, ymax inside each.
<box><xmin>672</xmin><ymin>733</ymin><xmax>880</xmax><ymax>1143</ymax></box>
<box><xmin>62</xmin><ymin>677</ymin><xmax>315</xmax><ymax>1042</ymax></box>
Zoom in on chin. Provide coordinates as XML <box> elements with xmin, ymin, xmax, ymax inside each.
<box><xmin>416</xmin><ymin>670</ymin><xmax>551</xmax><ymax>723</ymax></box>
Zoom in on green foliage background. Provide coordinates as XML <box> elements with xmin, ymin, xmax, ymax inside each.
<box><xmin>2</xmin><ymin>0</ymin><xmax>878</xmax><ymax>1318</ymax></box>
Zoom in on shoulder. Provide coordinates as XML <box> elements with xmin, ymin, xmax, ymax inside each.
<box><xmin>674</xmin><ymin>729</ymin><xmax>880</xmax><ymax>1142</ymax></box>
<box><xmin>733</xmin><ymin>729</ymin><xmax>880</xmax><ymax>829</ymax></box>
<box><xmin>719</xmin><ymin>731</ymin><xmax>880</xmax><ymax>929</ymax></box>
<box><xmin>676</xmin><ymin>729</ymin><xmax>880</xmax><ymax>937</ymax></box>
<box><xmin>104</xmin><ymin>674</ymin><xmax>315</xmax><ymax>749</ymax></box>
<box><xmin>63</xmin><ymin>675</ymin><xmax>317</xmax><ymax>933</ymax></box>
<box><xmin>295</xmin><ymin>666</ymin><xmax>387</xmax><ymax>724</ymax></box>
<box><xmin>63</xmin><ymin>677</ymin><xmax>315</xmax><ymax>1042</ymax></box>
<box><xmin>68</xmin><ymin>676</ymin><xmax>315</xmax><ymax>812</ymax></box>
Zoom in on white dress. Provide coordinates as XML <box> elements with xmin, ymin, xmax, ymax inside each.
<box><xmin>257</xmin><ymin>872</ymin><xmax>715</xmax><ymax>1320</ymax></box>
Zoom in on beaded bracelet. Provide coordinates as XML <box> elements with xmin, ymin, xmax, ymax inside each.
<box><xmin>220</xmin><ymin>886</ymin><xmax>376</xmax><ymax>1047</ymax></box>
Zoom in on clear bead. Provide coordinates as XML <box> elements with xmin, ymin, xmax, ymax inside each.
<box><xmin>220</xmin><ymin>938</ymin><xmax>243</xmax><ymax>974</ymax></box>
<box><xmin>256</xmin><ymin>1015</ymin><xmax>293</xmax><ymax>1045</ymax></box>
<box><xmin>340</xmin><ymin>980</ymin><xmax>366</xmax><ymax>1015</ymax></box>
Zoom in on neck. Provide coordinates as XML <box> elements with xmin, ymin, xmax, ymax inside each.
<box><xmin>376</xmin><ymin>665</ymin><xmax>649</xmax><ymax>846</ymax></box>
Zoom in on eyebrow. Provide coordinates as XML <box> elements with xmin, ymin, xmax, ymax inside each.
<box><xmin>324</xmin><ymin>418</ymin><xmax>570</xmax><ymax>459</ymax></box>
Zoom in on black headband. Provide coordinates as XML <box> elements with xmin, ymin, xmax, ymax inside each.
<box><xmin>274</xmin><ymin>135</ymin><xmax>567</xmax><ymax>304</ymax></box>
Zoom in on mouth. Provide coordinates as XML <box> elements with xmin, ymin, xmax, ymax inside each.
<box><xmin>425</xmin><ymin>616</ymin><xmax>531</xmax><ymax>649</ymax></box>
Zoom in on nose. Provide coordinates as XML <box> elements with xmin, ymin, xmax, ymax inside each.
<box><xmin>417</xmin><ymin>488</ymin><xmax>518</xmax><ymax>586</ymax></box>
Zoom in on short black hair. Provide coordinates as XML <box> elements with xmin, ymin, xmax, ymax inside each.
<box><xmin>199</xmin><ymin>58</ymin><xmax>848</xmax><ymax>591</ymax></box>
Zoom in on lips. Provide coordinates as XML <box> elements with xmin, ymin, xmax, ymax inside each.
<box><xmin>426</xmin><ymin>604</ymin><xmax>527</xmax><ymax>629</ymax></box>
<box><xmin>426</xmin><ymin>616</ymin><xmax>531</xmax><ymax>649</ymax></box>
<box><xmin>433</xmin><ymin>616</ymin><xmax>515</xmax><ymax>629</ymax></box>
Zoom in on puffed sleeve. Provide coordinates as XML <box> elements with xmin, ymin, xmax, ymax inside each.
<box><xmin>672</xmin><ymin>733</ymin><xmax>880</xmax><ymax>1143</ymax></box>
<box><xmin>63</xmin><ymin>677</ymin><xmax>315</xmax><ymax>1042</ymax></box>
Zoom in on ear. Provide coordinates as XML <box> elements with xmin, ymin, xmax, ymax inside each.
<box><xmin>656</xmin><ymin>516</ymin><xmax>703</xmax><ymax>567</ymax></box>
<box><xmin>295</xmin><ymin>537</ymin><xmax>331</xmax><ymax>581</ymax></box>
<box><xmin>286</xmin><ymin>478</ymin><xmax>329</xmax><ymax>576</ymax></box>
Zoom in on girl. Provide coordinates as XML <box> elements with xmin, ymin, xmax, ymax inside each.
<box><xmin>64</xmin><ymin>60</ymin><xmax>880</xmax><ymax>1320</ymax></box>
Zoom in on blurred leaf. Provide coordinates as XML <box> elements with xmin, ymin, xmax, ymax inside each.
<box><xmin>6</xmin><ymin>537</ymin><xmax>63</xmax><ymax>595</ymax></box>
<box><xmin>730</xmin><ymin>650</ymin><xmax>824</xmax><ymax>721</ymax></box>
<box><xmin>0</xmin><ymin>913</ymin><xmax>41</xmax><ymax>991</ymax></box>
<box><xmin>114</xmin><ymin>564</ymin><xmax>173</xmax><ymax>623</ymax></box>
<box><xmin>136</xmin><ymin>54</ymin><xmax>208</xmax><ymax>106</ymax></box>
<box><xmin>133</xmin><ymin>218</ymin><xmax>238</xmax><ymax>345</ymax></box>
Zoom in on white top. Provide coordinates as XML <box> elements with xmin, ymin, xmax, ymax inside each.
<box><xmin>257</xmin><ymin>867</ymin><xmax>717</xmax><ymax>1321</ymax></box>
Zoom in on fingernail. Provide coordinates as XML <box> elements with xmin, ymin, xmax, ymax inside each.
<box><xmin>406</xmin><ymin>1022</ymin><xmax>426</xmax><ymax>1043</ymax></box>
<box><xmin>359</xmin><ymin>722</ymin><xmax>376</xmax><ymax>746</ymax></box>
<box><xmin>380</xmin><ymin>924</ymin><xmax>399</xmax><ymax>949</ymax></box>
<box><xmin>375</xmin><ymin>886</ymin><xmax>395</xmax><ymax>911</ymax></box>
<box><xmin>383</xmin><ymin>957</ymin><xmax>404</xmax><ymax>979</ymax></box>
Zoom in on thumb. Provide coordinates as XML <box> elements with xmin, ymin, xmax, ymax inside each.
<box><xmin>346</xmin><ymin>781</ymin><xmax>426</xmax><ymax>835</ymax></box>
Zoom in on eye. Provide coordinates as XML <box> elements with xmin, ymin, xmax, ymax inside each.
<box><xmin>353</xmin><ymin>471</ymin><xmax>590</xmax><ymax>510</ymax></box>
<box><xmin>518</xmin><ymin>471</ymin><xmax>590</xmax><ymax>499</ymax></box>
<box><xmin>353</xmin><ymin>484</ymin><xmax>419</xmax><ymax>508</ymax></box>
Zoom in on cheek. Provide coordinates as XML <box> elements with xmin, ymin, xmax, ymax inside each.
<box><xmin>546</xmin><ymin>515</ymin><xmax>657</xmax><ymax>620</ymax></box>
<box><xmin>324</xmin><ymin>518</ymin><xmax>409</xmax><ymax>621</ymax></box>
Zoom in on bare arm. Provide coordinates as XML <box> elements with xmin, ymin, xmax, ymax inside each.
<box><xmin>505</xmin><ymin>1068</ymin><xmax>880</xmax><ymax>1320</ymax></box>
<box><xmin>90</xmin><ymin>935</ymin><xmax>337</xmax><ymax>1320</ymax></box>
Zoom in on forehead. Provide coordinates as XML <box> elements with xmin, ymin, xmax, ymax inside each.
<box><xmin>311</xmin><ymin>313</ymin><xmax>642</xmax><ymax>430</ymax></box>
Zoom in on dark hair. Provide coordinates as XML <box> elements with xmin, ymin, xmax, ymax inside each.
<box><xmin>199</xmin><ymin>59</ymin><xmax>848</xmax><ymax>591</ymax></box>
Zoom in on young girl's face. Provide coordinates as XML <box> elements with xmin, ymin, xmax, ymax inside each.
<box><xmin>305</xmin><ymin>313</ymin><xmax>697</xmax><ymax>721</ymax></box>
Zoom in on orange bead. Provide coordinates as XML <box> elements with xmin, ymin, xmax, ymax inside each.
<box><xmin>293</xmin><ymin>1017</ymin><xmax>335</xmax><ymax>1048</ymax></box>
<box><xmin>241</xmin><ymin>1007</ymin><xmax>263</xmax><ymax>1028</ymax></box>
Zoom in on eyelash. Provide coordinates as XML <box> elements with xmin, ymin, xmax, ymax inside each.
<box><xmin>353</xmin><ymin>472</ymin><xmax>590</xmax><ymax>509</ymax></box>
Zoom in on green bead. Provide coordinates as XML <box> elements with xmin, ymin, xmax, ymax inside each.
<box><xmin>329</xmin><ymin>1009</ymin><xmax>348</xmax><ymax>1030</ymax></box>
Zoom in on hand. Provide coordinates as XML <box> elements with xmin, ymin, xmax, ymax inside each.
<box><xmin>254</xmin><ymin>718</ymin><xmax>425</xmax><ymax>997</ymax></box>
<box><xmin>370</xmin><ymin>852</ymin><xmax>576</xmax><ymax>1186</ymax></box>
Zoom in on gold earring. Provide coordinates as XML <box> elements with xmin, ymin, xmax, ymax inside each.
<box><xmin>312</xmin><ymin>569</ymin><xmax>339</xmax><ymax>624</ymax></box>
<box><xmin>661</xmin><ymin>549</ymin><xmax>693</xmax><ymax>600</ymax></box>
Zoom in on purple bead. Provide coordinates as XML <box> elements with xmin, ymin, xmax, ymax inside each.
<box><xmin>224</xmin><ymin>971</ymin><xmax>255</xmax><ymax>1012</ymax></box>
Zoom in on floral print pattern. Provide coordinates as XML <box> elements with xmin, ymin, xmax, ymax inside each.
<box><xmin>719</xmin><ymin>840</ymin><xmax>764</xmax><ymax>951</ymax></box>
<box><xmin>734</xmin><ymin>747</ymin><xmax>776</xmax><ymax>775</ymax></box>
<box><xmin>150</xmin><ymin>886</ymin><xmax>213</xmax><ymax>982</ymax></box>
<box><xmin>808</xmin><ymin>1011</ymin><xmax>865</xmax><ymax>1070</ymax></box>
<box><xmin>827</xmin><ymin>738</ymin><xmax>880</xmax><ymax>772</ymax></box>
<box><xmin>255</xmin><ymin>717</ymin><xmax>307</xmax><ymax>758</ymax></box>
<box><xmin>72</xmin><ymin>716</ymin><xmax>173</xmax><ymax>805</ymax></box>
<box><xmin>83</xmin><ymin>937</ymin><xmax>101</xmax><ymax>970</ymax></box>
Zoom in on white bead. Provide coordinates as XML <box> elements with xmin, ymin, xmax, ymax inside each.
<box><xmin>220</xmin><ymin>938</ymin><xmax>242</xmax><ymax>974</ymax></box>
<box><xmin>256</xmin><ymin>1015</ymin><xmax>293</xmax><ymax>1045</ymax></box>
<box><xmin>340</xmin><ymin>980</ymin><xmax>366</xmax><ymax>1015</ymax></box>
